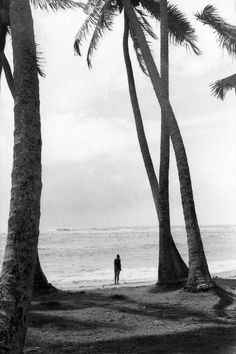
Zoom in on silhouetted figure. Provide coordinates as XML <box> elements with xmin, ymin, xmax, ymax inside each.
<box><xmin>114</xmin><ymin>254</ymin><xmax>121</xmax><ymax>285</ymax></box>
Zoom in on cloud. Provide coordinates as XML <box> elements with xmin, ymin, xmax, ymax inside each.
<box><xmin>0</xmin><ymin>1</ymin><xmax>235</xmax><ymax>232</ymax></box>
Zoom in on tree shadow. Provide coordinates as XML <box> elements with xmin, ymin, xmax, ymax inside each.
<box><xmin>148</xmin><ymin>283</ymin><xmax>185</xmax><ymax>294</ymax></box>
<box><xmin>213</xmin><ymin>283</ymin><xmax>236</xmax><ymax>318</ymax></box>
<box><xmin>31</xmin><ymin>290</ymin><xmax>132</xmax><ymax>312</ymax></box>
<box><xmin>26</xmin><ymin>324</ymin><xmax>236</xmax><ymax>353</ymax></box>
<box><xmin>28</xmin><ymin>311</ymin><xmax>127</xmax><ymax>332</ymax></box>
<box><xmin>111</xmin><ymin>300</ymin><xmax>226</xmax><ymax>325</ymax></box>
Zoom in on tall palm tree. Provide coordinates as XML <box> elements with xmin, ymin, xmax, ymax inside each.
<box><xmin>158</xmin><ymin>0</ymin><xmax>174</xmax><ymax>283</ymax></box>
<box><xmin>0</xmin><ymin>0</ymin><xmax>83</xmax><ymax>351</ymax></box>
<box><xmin>123</xmin><ymin>12</ymin><xmax>188</xmax><ymax>283</ymax></box>
<box><xmin>0</xmin><ymin>0</ymin><xmax>42</xmax><ymax>351</ymax></box>
<box><xmin>121</xmin><ymin>0</ymin><xmax>213</xmax><ymax>290</ymax></box>
<box><xmin>74</xmin><ymin>0</ymin><xmax>212</xmax><ymax>289</ymax></box>
<box><xmin>196</xmin><ymin>5</ymin><xmax>236</xmax><ymax>99</ymax></box>
<box><xmin>0</xmin><ymin>0</ymin><xmax>84</xmax><ymax>296</ymax></box>
<box><xmin>0</xmin><ymin>49</ymin><xmax>54</xmax><ymax>294</ymax></box>
<box><xmin>75</xmin><ymin>0</ymin><xmax>196</xmax><ymax>284</ymax></box>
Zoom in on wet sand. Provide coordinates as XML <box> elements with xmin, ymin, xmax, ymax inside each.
<box><xmin>25</xmin><ymin>277</ymin><xmax>236</xmax><ymax>353</ymax></box>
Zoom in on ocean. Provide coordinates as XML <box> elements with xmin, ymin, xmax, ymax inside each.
<box><xmin>0</xmin><ymin>225</ymin><xmax>236</xmax><ymax>290</ymax></box>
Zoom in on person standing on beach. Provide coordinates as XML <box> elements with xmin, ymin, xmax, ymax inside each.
<box><xmin>114</xmin><ymin>254</ymin><xmax>121</xmax><ymax>285</ymax></box>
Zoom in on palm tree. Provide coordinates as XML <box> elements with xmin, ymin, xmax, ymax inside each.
<box><xmin>74</xmin><ymin>0</ymin><xmax>212</xmax><ymax>289</ymax></box>
<box><xmin>0</xmin><ymin>0</ymin><xmax>83</xmax><ymax>351</ymax></box>
<box><xmin>196</xmin><ymin>5</ymin><xmax>236</xmax><ymax>99</ymax></box>
<box><xmin>0</xmin><ymin>47</ymin><xmax>54</xmax><ymax>294</ymax></box>
<box><xmin>75</xmin><ymin>0</ymin><xmax>197</xmax><ymax>284</ymax></box>
<box><xmin>123</xmin><ymin>12</ymin><xmax>188</xmax><ymax>283</ymax></box>
<box><xmin>158</xmin><ymin>0</ymin><xmax>175</xmax><ymax>283</ymax></box>
<box><xmin>0</xmin><ymin>0</ymin><xmax>42</xmax><ymax>351</ymax></box>
<box><xmin>121</xmin><ymin>0</ymin><xmax>213</xmax><ymax>290</ymax></box>
<box><xmin>0</xmin><ymin>0</ymin><xmax>84</xmax><ymax>296</ymax></box>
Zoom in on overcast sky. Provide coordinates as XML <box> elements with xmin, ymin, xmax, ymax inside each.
<box><xmin>0</xmin><ymin>0</ymin><xmax>236</xmax><ymax>231</ymax></box>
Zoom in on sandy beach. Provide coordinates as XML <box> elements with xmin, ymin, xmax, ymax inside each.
<box><xmin>25</xmin><ymin>276</ymin><xmax>236</xmax><ymax>353</ymax></box>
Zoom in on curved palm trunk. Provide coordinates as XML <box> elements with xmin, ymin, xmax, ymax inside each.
<box><xmin>33</xmin><ymin>254</ymin><xmax>55</xmax><ymax>295</ymax></box>
<box><xmin>1</xmin><ymin>53</ymin><xmax>15</xmax><ymax>97</ymax></box>
<box><xmin>123</xmin><ymin>13</ymin><xmax>188</xmax><ymax>284</ymax></box>
<box><xmin>158</xmin><ymin>0</ymin><xmax>188</xmax><ymax>283</ymax></box>
<box><xmin>0</xmin><ymin>0</ymin><xmax>42</xmax><ymax>351</ymax></box>
<box><xmin>0</xmin><ymin>0</ymin><xmax>9</xmax><ymax>81</ymax></box>
<box><xmin>121</xmin><ymin>0</ymin><xmax>213</xmax><ymax>290</ymax></box>
<box><xmin>1</xmin><ymin>53</ymin><xmax>52</xmax><ymax>295</ymax></box>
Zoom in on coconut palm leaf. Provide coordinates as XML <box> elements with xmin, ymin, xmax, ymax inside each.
<box><xmin>86</xmin><ymin>0</ymin><xmax>118</xmax><ymax>68</ymax></box>
<box><xmin>31</xmin><ymin>0</ymin><xmax>84</xmax><ymax>11</ymax></box>
<box><xmin>210</xmin><ymin>73</ymin><xmax>236</xmax><ymax>99</ymax></box>
<box><xmin>135</xmin><ymin>8</ymin><xmax>157</xmax><ymax>41</ymax></box>
<box><xmin>141</xmin><ymin>0</ymin><xmax>200</xmax><ymax>54</ymax></box>
<box><xmin>76</xmin><ymin>0</ymin><xmax>200</xmax><ymax>71</ymax></box>
<box><xmin>129</xmin><ymin>25</ymin><xmax>148</xmax><ymax>75</ymax></box>
<box><xmin>196</xmin><ymin>5</ymin><xmax>236</xmax><ymax>57</ymax></box>
<box><xmin>74</xmin><ymin>0</ymin><xmax>106</xmax><ymax>55</ymax></box>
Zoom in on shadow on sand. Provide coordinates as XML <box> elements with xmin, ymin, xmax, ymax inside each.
<box><xmin>26</xmin><ymin>280</ymin><xmax>236</xmax><ymax>353</ymax></box>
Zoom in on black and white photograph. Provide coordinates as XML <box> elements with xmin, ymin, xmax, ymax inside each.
<box><xmin>0</xmin><ymin>0</ymin><xmax>235</xmax><ymax>352</ymax></box>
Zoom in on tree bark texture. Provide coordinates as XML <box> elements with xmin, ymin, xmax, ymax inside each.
<box><xmin>121</xmin><ymin>0</ymin><xmax>213</xmax><ymax>290</ymax></box>
<box><xmin>0</xmin><ymin>39</ymin><xmax>51</xmax><ymax>296</ymax></box>
<box><xmin>0</xmin><ymin>0</ymin><xmax>42</xmax><ymax>352</ymax></box>
<box><xmin>158</xmin><ymin>0</ymin><xmax>188</xmax><ymax>284</ymax></box>
<box><xmin>123</xmin><ymin>12</ymin><xmax>188</xmax><ymax>284</ymax></box>
<box><xmin>0</xmin><ymin>0</ymin><xmax>9</xmax><ymax>85</ymax></box>
<box><xmin>33</xmin><ymin>255</ymin><xmax>55</xmax><ymax>295</ymax></box>
<box><xmin>1</xmin><ymin>52</ymin><xmax>15</xmax><ymax>97</ymax></box>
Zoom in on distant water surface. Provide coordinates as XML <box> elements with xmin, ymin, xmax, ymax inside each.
<box><xmin>0</xmin><ymin>225</ymin><xmax>235</xmax><ymax>289</ymax></box>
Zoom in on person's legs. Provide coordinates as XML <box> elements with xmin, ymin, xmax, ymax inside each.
<box><xmin>117</xmin><ymin>270</ymin><xmax>120</xmax><ymax>284</ymax></box>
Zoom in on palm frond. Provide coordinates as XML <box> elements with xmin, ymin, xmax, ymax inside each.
<box><xmin>74</xmin><ymin>0</ymin><xmax>105</xmax><ymax>55</ymax></box>
<box><xmin>36</xmin><ymin>44</ymin><xmax>46</xmax><ymax>77</ymax></box>
<box><xmin>31</xmin><ymin>0</ymin><xmax>85</xmax><ymax>11</ymax></box>
<box><xmin>129</xmin><ymin>25</ymin><xmax>149</xmax><ymax>76</ymax></box>
<box><xmin>135</xmin><ymin>8</ymin><xmax>157</xmax><ymax>41</ymax></box>
<box><xmin>210</xmin><ymin>73</ymin><xmax>236</xmax><ymax>99</ymax></box>
<box><xmin>196</xmin><ymin>5</ymin><xmax>236</xmax><ymax>57</ymax></box>
<box><xmin>87</xmin><ymin>0</ymin><xmax>118</xmax><ymax>68</ymax></box>
<box><xmin>141</xmin><ymin>0</ymin><xmax>200</xmax><ymax>55</ymax></box>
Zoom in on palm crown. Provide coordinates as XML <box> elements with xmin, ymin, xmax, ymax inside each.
<box><xmin>0</xmin><ymin>0</ymin><xmax>84</xmax><ymax>84</ymax></box>
<box><xmin>196</xmin><ymin>5</ymin><xmax>236</xmax><ymax>99</ymax></box>
<box><xmin>74</xmin><ymin>0</ymin><xmax>200</xmax><ymax>72</ymax></box>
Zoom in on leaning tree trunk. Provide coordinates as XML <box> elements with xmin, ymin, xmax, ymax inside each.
<box><xmin>33</xmin><ymin>254</ymin><xmax>55</xmax><ymax>295</ymax></box>
<box><xmin>0</xmin><ymin>0</ymin><xmax>42</xmax><ymax>351</ymax></box>
<box><xmin>121</xmin><ymin>0</ymin><xmax>213</xmax><ymax>291</ymax></box>
<box><xmin>158</xmin><ymin>0</ymin><xmax>188</xmax><ymax>283</ymax></box>
<box><xmin>123</xmin><ymin>13</ymin><xmax>188</xmax><ymax>284</ymax></box>
<box><xmin>0</xmin><ymin>49</ymin><xmax>53</xmax><ymax>295</ymax></box>
<box><xmin>0</xmin><ymin>0</ymin><xmax>9</xmax><ymax>80</ymax></box>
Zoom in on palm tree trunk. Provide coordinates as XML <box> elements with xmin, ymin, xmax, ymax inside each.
<box><xmin>0</xmin><ymin>52</ymin><xmax>53</xmax><ymax>295</ymax></box>
<box><xmin>33</xmin><ymin>254</ymin><xmax>55</xmax><ymax>295</ymax></box>
<box><xmin>123</xmin><ymin>13</ymin><xmax>159</xmax><ymax>211</ymax></box>
<box><xmin>0</xmin><ymin>0</ymin><xmax>42</xmax><ymax>351</ymax></box>
<box><xmin>0</xmin><ymin>0</ymin><xmax>9</xmax><ymax>81</ymax></box>
<box><xmin>1</xmin><ymin>53</ymin><xmax>15</xmax><ymax>97</ymax></box>
<box><xmin>121</xmin><ymin>0</ymin><xmax>213</xmax><ymax>290</ymax></box>
<box><xmin>158</xmin><ymin>0</ymin><xmax>188</xmax><ymax>284</ymax></box>
<box><xmin>123</xmin><ymin>13</ymin><xmax>187</xmax><ymax>284</ymax></box>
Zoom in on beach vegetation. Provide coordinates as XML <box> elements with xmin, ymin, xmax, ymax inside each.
<box><xmin>196</xmin><ymin>5</ymin><xmax>236</xmax><ymax>100</ymax></box>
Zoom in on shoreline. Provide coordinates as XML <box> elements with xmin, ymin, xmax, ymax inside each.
<box><xmin>49</xmin><ymin>269</ymin><xmax>236</xmax><ymax>293</ymax></box>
